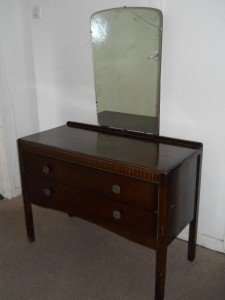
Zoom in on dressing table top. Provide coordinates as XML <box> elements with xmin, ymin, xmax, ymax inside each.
<box><xmin>20</xmin><ymin>123</ymin><xmax>202</xmax><ymax>174</ymax></box>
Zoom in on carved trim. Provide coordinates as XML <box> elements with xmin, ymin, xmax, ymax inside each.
<box><xmin>19</xmin><ymin>141</ymin><xmax>160</xmax><ymax>183</ymax></box>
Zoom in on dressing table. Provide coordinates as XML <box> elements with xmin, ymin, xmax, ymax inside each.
<box><xmin>18</xmin><ymin>7</ymin><xmax>202</xmax><ymax>300</ymax></box>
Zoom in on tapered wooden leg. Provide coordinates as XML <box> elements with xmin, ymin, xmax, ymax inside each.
<box><xmin>188</xmin><ymin>219</ymin><xmax>197</xmax><ymax>261</ymax></box>
<box><xmin>155</xmin><ymin>175</ymin><xmax>169</xmax><ymax>300</ymax></box>
<box><xmin>188</xmin><ymin>154</ymin><xmax>202</xmax><ymax>261</ymax></box>
<box><xmin>23</xmin><ymin>196</ymin><xmax>35</xmax><ymax>242</ymax></box>
<box><xmin>18</xmin><ymin>142</ymin><xmax>35</xmax><ymax>242</ymax></box>
<box><xmin>155</xmin><ymin>246</ymin><xmax>167</xmax><ymax>300</ymax></box>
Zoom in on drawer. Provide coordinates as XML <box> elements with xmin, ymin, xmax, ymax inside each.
<box><xmin>24</xmin><ymin>175</ymin><xmax>157</xmax><ymax>247</ymax></box>
<box><xmin>23</xmin><ymin>152</ymin><xmax>158</xmax><ymax>210</ymax></box>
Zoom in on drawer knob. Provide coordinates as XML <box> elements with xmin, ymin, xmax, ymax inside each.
<box><xmin>42</xmin><ymin>166</ymin><xmax>50</xmax><ymax>174</ymax></box>
<box><xmin>44</xmin><ymin>188</ymin><xmax>52</xmax><ymax>197</ymax></box>
<box><xmin>112</xmin><ymin>184</ymin><xmax>121</xmax><ymax>194</ymax></box>
<box><xmin>113</xmin><ymin>210</ymin><xmax>121</xmax><ymax>220</ymax></box>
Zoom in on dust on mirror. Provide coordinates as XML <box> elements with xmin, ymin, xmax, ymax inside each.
<box><xmin>91</xmin><ymin>7</ymin><xmax>162</xmax><ymax>134</ymax></box>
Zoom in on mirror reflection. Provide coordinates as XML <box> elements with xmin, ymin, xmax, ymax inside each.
<box><xmin>91</xmin><ymin>7</ymin><xmax>162</xmax><ymax>134</ymax></box>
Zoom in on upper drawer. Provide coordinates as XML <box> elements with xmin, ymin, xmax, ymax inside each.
<box><xmin>22</xmin><ymin>152</ymin><xmax>158</xmax><ymax>210</ymax></box>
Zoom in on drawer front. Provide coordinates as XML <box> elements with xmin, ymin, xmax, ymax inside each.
<box><xmin>25</xmin><ymin>175</ymin><xmax>157</xmax><ymax>247</ymax></box>
<box><xmin>23</xmin><ymin>152</ymin><xmax>158</xmax><ymax>210</ymax></box>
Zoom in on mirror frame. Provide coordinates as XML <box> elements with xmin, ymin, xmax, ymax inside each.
<box><xmin>91</xmin><ymin>7</ymin><xmax>163</xmax><ymax>135</ymax></box>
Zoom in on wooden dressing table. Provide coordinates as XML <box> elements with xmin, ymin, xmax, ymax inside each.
<box><xmin>18</xmin><ymin>7</ymin><xmax>203</xmax><ymax>300</ymax></box>
<box><xmin>18</xmin><ymin>121</ymin><xmax>202</xmax><ymax>300</ymax></box>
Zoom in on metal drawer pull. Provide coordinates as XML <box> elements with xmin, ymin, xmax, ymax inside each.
<box><xmin>112</xmin><ymin>184</ymin><xmax>121</xmax><ymax>194</ymax></box>
<box><xmin>42</xmin><ymin>166</ymin><xmax>50</xmax><ymax>174</ymax></box>
<box><xmin>44</xmin><ymin>188</ymin><xmax>52</xmax><ymax>197</ymax></box>
<box><xmin>113</xmin><ymin>210</ymin><xmax>121</xmax><ymax>220</ymax></box>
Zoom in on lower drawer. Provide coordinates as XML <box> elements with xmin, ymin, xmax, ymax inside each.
<box><xmin>24</xmin><ymin>175</ymin><xmax>157</xmax><ymax>247</ymax></box>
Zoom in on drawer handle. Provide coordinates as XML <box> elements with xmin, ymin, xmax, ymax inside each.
<box><xmin>113</xmin><ymin>210</ymin><xmax>121</xmax><ymax>220</ymax></box>
<box><xmin>112</xmin><ymin>184</ymin><xmax>121</xmax><ymax>194</ymax></box>
<box><xmin>42</xmin><ymin>166</ymin><xmax>50</xmax><ymax>174</ymax></box>
<box><xmin>44</xmin><ymin>188</ymin><xmax>52</xmax><ymax>197</ymax></box>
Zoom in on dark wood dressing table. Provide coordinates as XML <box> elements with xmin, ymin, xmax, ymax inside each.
<box><xmin>18</xmin><ymin>121</ymin><xmax>202</xmax><ymax>300</ymax></box>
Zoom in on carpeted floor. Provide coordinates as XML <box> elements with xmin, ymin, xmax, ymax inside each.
<box><xmin>0</xmin><ymin>197</ymin><xmax>224</xmax><ymax>300</ymax></box>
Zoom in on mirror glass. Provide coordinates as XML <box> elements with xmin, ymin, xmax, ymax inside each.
<box><xmin>91</xmin><ymin>7</ymin><xmax>162</xmax><ymax>134</ymax></box>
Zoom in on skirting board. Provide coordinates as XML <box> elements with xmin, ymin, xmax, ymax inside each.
<box><xmin>178</xmin><ymin>229</ymin><xmax>225</xmax><ymax>254</ymax></box>
<box><xmin>9</xmin><ymin>187</ymin><xmax>22</xmax><ymax>199</ymax></box>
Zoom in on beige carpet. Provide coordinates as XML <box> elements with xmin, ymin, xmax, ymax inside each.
<box><xmin>0</xmin><ymin>197</ymin><xmax>224</xmax><ymax>300</ymax></box>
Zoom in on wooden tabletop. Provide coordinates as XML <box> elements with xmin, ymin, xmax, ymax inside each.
<box><xmin>20</xmin><ymin>124</ymin><xmax>200</xmax><ymax>173</ymax></box>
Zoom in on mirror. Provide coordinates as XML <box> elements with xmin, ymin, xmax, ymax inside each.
<box><xmin>91</xmin><ymin>7</ymin><xmax>162</xmax><ymax>134</ymax></box>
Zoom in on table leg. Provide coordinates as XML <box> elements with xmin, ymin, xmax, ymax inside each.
<box><xmin>23</xmin><ymin>195</ymin><xmax>35</xmax><ymax>242</ymax></box>
<box><xmin>155</xmin><ymin>174</ymin><xmax>169</xmax><ymax>300</ymax></box>
<box><xmin>188</xmin><ymin>219</ymin><xmax>197</xmax><ymax>261</ymax></box>
<box><xmin>188</xmin><ymin>153</ymin><xmax>202</xmax><ymax>261</ymax></box>
<box><xmin>155</xmin><ymin>246</ymin><xmax>167</xmax><ymax>300</ymax></box>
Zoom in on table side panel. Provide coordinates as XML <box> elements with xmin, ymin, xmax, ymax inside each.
<box><xmin>167</xmin><ymin>155</ymin><xmax>198</xmax><ymax>245</ymax></box>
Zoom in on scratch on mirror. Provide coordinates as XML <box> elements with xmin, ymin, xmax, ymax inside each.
<box><xmin>126</xmin><ymin>8</ymin><xmax>160</xmax><ymax>29</ymax></box>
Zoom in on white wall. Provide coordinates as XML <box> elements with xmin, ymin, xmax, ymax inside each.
<box><xmin>0</xmin><ymin>117</ymin><xmax>5</xmax><ymax>196</ymax></box>
<box><xmin>30</xmin><ymin>0</ymin><xmax>151</xmax><ymax>131</ymax></box>
<box><xmin>158</xmin><ymin>0</ymin><xmax>225</xmax><ymax>250</ymax></box>
<box><xmin>0</xmin><ymin>0</ymin><xmax>39</xmax><ymax>198</ymax></box>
